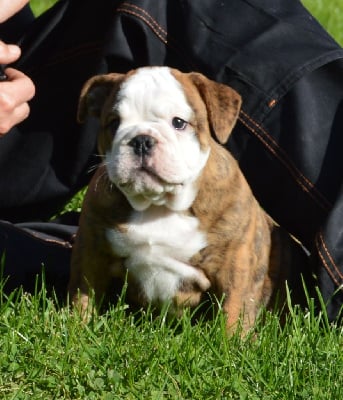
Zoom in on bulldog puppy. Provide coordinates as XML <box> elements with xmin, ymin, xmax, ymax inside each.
<box><xmin>68</xmin><ymin>67</ymin><xmax>309</xmax><ymax>331</ymax></box>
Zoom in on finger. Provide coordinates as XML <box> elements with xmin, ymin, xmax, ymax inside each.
<box><xmin>0</xmin><ymin>42</ymin><xmax>21</xmax><ymax>65</ymax></box>
<box><xmin>2</xmin><ymin>68</ymin><xmax>36</xmax><ymax>103</ymax></box>
<box><xmin>0</xmin><ymin>101</ymin><xmax>30</xmax><ymax>135</ymax></box>
<box><xmin>0</xmin><ymin>68</ymin><xmax>35</xmax><ymax>134</ymax></box>
<box><xmin>0</xmin><ymin>0</ymin><xmax>29</xmax><ymax>23</ymax></box>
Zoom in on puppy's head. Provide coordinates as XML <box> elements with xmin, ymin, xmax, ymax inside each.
<box><xmin>79</xmin><ymin>67</ymin><xmax>241</xmax><ymax>211</ymax></box>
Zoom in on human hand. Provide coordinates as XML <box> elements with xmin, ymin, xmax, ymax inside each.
<box><xmin>0</xmin><ymin>1</ymin><xmax>35</xmax><ymax>135</ymax></box>
<box><xmin>0</xmin><ymin>0</ymin><xmax>30</xmax><ymax>23</ymax></box>
<box><xmin>0</xmin><ymin>42</ymin><xmax>35</xmax><ymax>135</ymax></box>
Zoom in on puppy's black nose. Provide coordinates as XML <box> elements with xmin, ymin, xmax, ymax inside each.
<box><xmin>128</xmin><ymin>135</ymin><xmax>156</xmax><ymax>156</ymax></box>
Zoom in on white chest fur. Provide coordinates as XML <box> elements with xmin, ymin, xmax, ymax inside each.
<box><xmin>106</xmin><ymin>206</ymin><xmax>209</xmax><ymax>303</ymax></box>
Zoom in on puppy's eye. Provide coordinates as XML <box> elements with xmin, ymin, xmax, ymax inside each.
<box><xmin>172</xmin><ymin>117</ymin><xmax>188</xmax><ymax>130</ymax></box>
<box><xmin>107</xmin><ymin>118</ymin><xmax>120</xmax><ymax>135</ymax></box>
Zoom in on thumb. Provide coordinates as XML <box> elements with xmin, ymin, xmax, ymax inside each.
<box><xmin>0</xmin><ymin>42</ymin><xmax>21</xmax><ymax>65</ymax></box>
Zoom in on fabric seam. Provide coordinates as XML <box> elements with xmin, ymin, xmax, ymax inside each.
<box><xmin>116</xmin><ymin>3</ymin><xmax>197</xmax><ymax>70</ymax></box>
<box><xmin>316</xmin><ymin>231</ymin><xmax>343</xmax><ymax>285</ymax></box>
<box><xmin>117</xmin><ymin>5</ymin><xmax>167</xmax><ymax>44</ymax></box>
<box><xmin>238</xmin><ymin>110</ymin><xmax>332</xmax><ymax>212</ymax></box>
<box><xmin>319</xmin><ymin>231</ymin><xmax>342</xmax><ymax>279</ymax></box>
<box><xmin>117</xmin><ymin>3</ymin><xmax>168</xmax><ymax>39</ymax></box>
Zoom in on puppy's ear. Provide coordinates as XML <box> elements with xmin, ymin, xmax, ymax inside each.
<box><xmin>189</xmin><ymin>72</ymin><xmax>242</xmax><ymax>144</ymax></box>
<box><xmin>77</xmin><ymin>73</ymin><xmax>125</xmax><ymax>122</ymax></box>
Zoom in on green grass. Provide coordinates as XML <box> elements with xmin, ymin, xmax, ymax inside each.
<box><xmin>1</xmin><ymin>283</ymin><xmax>342</xmax><ymax>399</ymax></box>
<box><xmin>1</xmin><ymin>1</ymin><xmax>342</xmax><ymax>398</ymax></box>
<box><xmin>30</xmin><ymin>0</ymin><xmax>58</xmax><ymax>17</ymax></box>
<box><xmin>302</xmin><ymin>0</ymin><xmax>343</xmax><ymax>46</ymax></box>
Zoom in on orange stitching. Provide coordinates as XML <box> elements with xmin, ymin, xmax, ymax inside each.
<box><xmin>117</xmin><ymin>6</ymin><xmax>167</xmax><ymax>44</ymax></box>
<box><xmin>318</xmin><ymin>231</ymin><xmax>343</xmax><ymax>281</ymax></box>
<box><xmin>119</xmin><ymin>3</ymin><xmax>168</xmax><ymax>37</ymax></box>
<box><xmin>315</xmin><ymin>234</ymin><xmax>341</xmax><ymax>287</ymax></box>
<box><xmin>116</xmin><ymin>3</ymin><xmax>197</xmax><ymax>70</ymax></box>
<box><xmin>239</xmin><ymin>111</ymin><xmax>332</xmax><ymax>212</ymax></box>
<box><xmin>268</xmin><ymin>99</ymin><xmax>277</xmax><ymax>108</ymax></box>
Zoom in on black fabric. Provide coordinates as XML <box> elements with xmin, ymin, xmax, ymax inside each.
<box><xmin>0</xmin><ymin>0</ymin><xmax>118</xmax><ymax>221</ymax></box>
<box><xmin>0</xmin><ymin>219</ymin><xmax>74</xmax><ymax>300</ymax></box>
<box><xmin>0</xmin><ymin>4</ymin><xmax>34</xmax><ymax>43</ymax></box>
<box><xmin>0</xmin><ymin>0</ymin><xmax>342</xmax><ymax>321</ymax></box>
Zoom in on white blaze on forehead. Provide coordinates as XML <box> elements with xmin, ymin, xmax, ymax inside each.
<box><xmin>105</xmin><ymin>66</ymin><xmax>210</xmax><ymax>212</ymax></box>
<box><xmin>116</xmin><ymin>67</ymin><xmax>193</xmax><ymax>123</ymax></box>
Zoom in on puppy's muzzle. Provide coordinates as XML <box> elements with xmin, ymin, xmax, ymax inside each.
<box><xmin>129</xmin><ymin>135</ymin><xmax>157</xmax><ymax>157</ymax></box>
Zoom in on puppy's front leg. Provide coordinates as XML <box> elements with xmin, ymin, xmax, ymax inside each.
<box><xmin>216</xmin><ymin>247</ymin><xmax>269</xmax><ymax>333</ymax></box>
<box><xmin>68</xmin><ymin>231</ymin><xmax>117</xmax><ymax>316</ymax></box>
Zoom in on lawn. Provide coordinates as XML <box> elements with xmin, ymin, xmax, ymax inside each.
<box><xmin>1</xmin><ymin>284</ymin><xmax>342</xmax><ymax>399</ymax></box>
<box><xmin>302</xmin><ymin>0</ymin><xmax>343</xmax><ymax>46</ymax></box>
<box><xmin>30</xmin><ymin>0</ymin><xmax>58</xmax><ymax>17</ymax></box>
<box><xmin>1</xmin><ymin>1</ymin><xmax>342</xmax><ymax>399</ymax></box>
